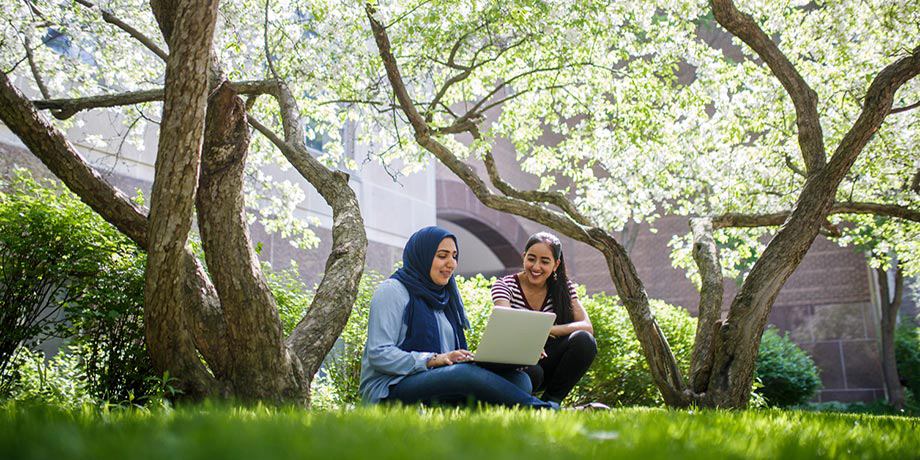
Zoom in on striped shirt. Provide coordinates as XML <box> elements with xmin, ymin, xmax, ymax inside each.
<box><xmin>490</xmin><ymin>274</ymin><xmax>579</xmax><ymax>315</ymax></box>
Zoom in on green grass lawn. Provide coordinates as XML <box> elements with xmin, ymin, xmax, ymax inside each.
<box><xmin>1</xmin><ymin>403</ymin><xmax>918</xmax><ymax>460</ymax></box>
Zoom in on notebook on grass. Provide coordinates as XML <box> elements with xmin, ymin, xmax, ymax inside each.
<box><xmin>471</xmin><ymin>307</ymin><xmax>555</xmax><ymax>367</ymax></box>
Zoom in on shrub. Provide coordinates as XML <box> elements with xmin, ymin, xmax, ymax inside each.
<box><xmin>895</xmin><ymin>323</ymin><xmax>920</xmax><ymax>395</ymax></box>
<box><xmin>571</xmin><ymin>291</ymin><xmax>697</xmax><ymax>406</ymax></box>
<box><xmin>0</xmin><ymin>171</ymin><xmax>113</xmax><ymax>380</ymax></box>
<box><xmin>310</xmin><ymin>270</ymin><xmax>386</xmax><ymax>408</ymax></box>
<box><xmin>65</xmin><ymin>251</ymin><xmax>154</xmax><ymax>404</ymax></box>
<box><xmin>263</xmin><ymin>261</ymin><xmax>314</xmax><ymax>335</ymax></box>
<box><xmin>0</xmin><ymin>171</ymin><xmax>155</xmax><ymax>403</ymax></box>
<box><xmin>0</xmin><ymin>346</ymin><xmax>94</xmax><ymax>409</ymax></box>
<box><xmin>457</xmin><ymin>275</ymin><xmax>700</xmax><ymax>407</ymax></box>
<box><xmin>754</xmin><ymin>326</ymin><xmax>822</xmax><ymax>407</ymax></box>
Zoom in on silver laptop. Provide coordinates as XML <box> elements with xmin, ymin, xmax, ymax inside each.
<box><xmin>472</xmin><ymin>307</ymin><xmax>555</xmax><ymax>365</ymax></box>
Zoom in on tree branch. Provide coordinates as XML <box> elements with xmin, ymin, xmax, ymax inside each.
<box><xmin>711</xmin><ymin>0</ymin><xmax>825</xmax><ymax>175</ymax></box>
<box><xmin>711</xmin><ymin>202</ymin><xmax>920</xmax><ymax>230</ymax></box>
<box><xmin>890</xmin><ymin>99</ymin><xmax>920</xmax><ymax>114</ymax></box>
<box><xmin>829</xmin><ymin>201</ymin><xmax>920</xmax><ymax>222</ymax></box>
<box><xmin>783</xmin><ymin>153</ymin><xmax>806</xmax><ymax>178</ymax></box>
<box><xmin>454</xmin><ymin>63</ymin><xmax>585</xmax><ymax>127</ymax></box>
<box><xmin>74</xmin><ymin>0</ymin><xmax>168</xmax><ymax>61</ymax></box>
<box><xmin>826</xmin><ymin>45</ymin><xmax>920</xmax><ymax>180</ymax></box>
<box><xmin>22</xmin><ymin>36</ymin><xmax>50</xmax><ymax>100</ymax></box>
<box><xmin>263</xmin><ymin>0</ymin><xmax>280</xmax><ymax>80</ymax></box>
<box><xmin>424</xmin><ymin>24</ymin><xmax>485</xmax><ymax>117</ymax></box>
<box><xmin>427</xmin><ymin>29</ymin><xmax>532</xmax><ymax>119</ymax></box>
<box><xmin>470</xmin><ymin>84</ymin><xmax>567</xmax><ymax>119</ymax></box>
<box><xmin>31</xmin><ymin>80</ymin><xmax>277</xmax><ymax>119</ymax></box>
<box><xmin>480</xmin><ymin>148</ymin><xmax>593</xmax><ymax>226</ymax></box>
<box><xmin>247</xmin><ymin>79</ymin><xmax>368</xmax><ymax>383</ymax></box>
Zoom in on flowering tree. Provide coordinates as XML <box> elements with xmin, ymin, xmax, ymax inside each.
<box><xmin>361</xmin><ymin>0</ymin><xmax>920</xmax><ymax>407</ymax></box>
<box><xmin>0</xmin><ymin>0</ymin><xmax>368</xmax><ymax>403</ymax></box>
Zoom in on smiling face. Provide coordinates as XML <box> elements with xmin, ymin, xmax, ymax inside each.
<box><xmin>429</xmin><ymin>237</ymin><xmax>458</xmax><ymax>286</ymax></box>
<box><xmin>522</xmin><ymin>242</ymin><xmax>560</xmax><ymax>287</ymax></box>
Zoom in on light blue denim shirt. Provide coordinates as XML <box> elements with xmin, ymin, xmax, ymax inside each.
<box><xmin>358</xmin><ymin>278</ymin><xmax>456</xmax><ymax>403</ymax></box>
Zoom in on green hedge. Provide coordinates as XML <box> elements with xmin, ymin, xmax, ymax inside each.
<box><xmin>572</xmin><ymin>291</ymin><xmax>696</xmax><ymax>406</ymax></box>
<box><xmin>0</xmin><ymin>172</ymin><xmax>155</xmax><ymax>404</ymax></box>
<box><xmin>754</xmin><ymin>326</ymin><xmax>822</xmax><ymax>407</ymax></box>
<box><xmin>895</xmin><ymin>324</ymin><xmax>920</xmax><ymax>395</ymax></box>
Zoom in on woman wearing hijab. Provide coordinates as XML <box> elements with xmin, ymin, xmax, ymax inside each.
<box><xmin>359</xmin><ymin>226</ymin><xmax>552</xmax><ymax>408</ymax></box>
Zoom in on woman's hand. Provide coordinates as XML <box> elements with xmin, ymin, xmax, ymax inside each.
<box><xmin>427</xmin><ymin>349</ymin><xmax>474</xmax><ymax>368</ymax></box>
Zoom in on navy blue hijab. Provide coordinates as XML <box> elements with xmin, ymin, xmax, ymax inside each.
<box><xmin>392</xmin><ymin>226</ymin><xmax>469</xmax><ymax>353</ymax></box>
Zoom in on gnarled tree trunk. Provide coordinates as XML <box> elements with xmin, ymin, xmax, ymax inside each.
<box><xmin>197</xmin><ymin>82</ymin><xmax>307</xmax><ymax>402</ymax></box>
<box><xmin>142</xmin><ymin>0</ymin><xmax>223</xmax><ymax>399</ymax></box>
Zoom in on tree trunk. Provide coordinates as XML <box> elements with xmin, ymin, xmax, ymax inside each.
<box><xmin>701</xmin><ymin>1</ymin><xmax>920</xmax><ymax>409</ymax></box>
<box><xmin>688</xmin><ymin>218</ymin><xmax>724</xmax><ymax>393</ymax></box>
<box><xmin>878</xmin><ymin>265</ymin><xmax>905</xmax><ymax>410</ymax></box>
<box><xmin>588</xmin><ymin>230</ymin><xmax>691</xmax><ymax>406</ymax></box>
<box><xmin>247</xmin><ymin>82</ymin><xmax>368</xmax><ymax>382</ymax></box>
<box><xmin>196</xmin><ymin>82</ymin><xmax>307</xmax><ymax>402</ymax></box>
<box><xmin>143</xmin><ymin>0</ymin><xmax>222</xmax><ymax>398</ymax></box>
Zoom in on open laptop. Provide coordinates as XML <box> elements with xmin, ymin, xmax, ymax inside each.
<box><xmin>471</xmin><ymin>307</ymin><xmax>555</xmax><ymax>366</ymax></box>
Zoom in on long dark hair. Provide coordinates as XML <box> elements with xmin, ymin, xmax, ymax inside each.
<box><xmin>524</xmin><ymin>232</ymin><xmax>573</xmax><ymax>325</ymax></box>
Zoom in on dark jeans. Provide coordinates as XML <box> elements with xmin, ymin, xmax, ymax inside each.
<box><xmin>524</xmin><ymin>330</ymin><xmax>597</xmax><ymax>403</ymax></box>
<box><xmin>386</xmin><ymin>362</ymin><xmax>552</xmax><ymax>408</ymax></box>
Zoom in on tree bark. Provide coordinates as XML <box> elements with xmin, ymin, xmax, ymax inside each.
<box><xmin>196</xmin><ymin>82</ymin><xmax>307</xmax><ymax>402</ymax></box>
<box><xmin>143</xmin><ymin>0</ymin><xmax>222</xmax><ymax>399</ymax></box>
<box><xmin>688</xmin><ymin>218</ymin><xmax>723</xmax><ymax>393</ymax></box>
<box><xmin>878</xmin><ymin>265</ymin><xmax>905</xmax><ymax>410</ymax></box>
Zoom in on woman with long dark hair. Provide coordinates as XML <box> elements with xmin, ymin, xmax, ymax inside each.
<box><xmin>359</xmin><ymin>226</ymin><xmax>552</xmax><ymax>408</ymax></box>
<box><xmin>491</xmin><ymin>232</ymin><xmax>597</xmax><ymax>408</ymax></box>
